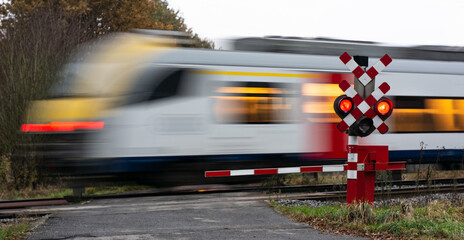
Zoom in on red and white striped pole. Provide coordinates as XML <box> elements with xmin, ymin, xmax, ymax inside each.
<box><xmin>345</xmin><ymin>55</ymin><xmax>365</xmax><ymax>204</ymax></box>
<box><xmin>346</xmin><ymin>135</ymin><xmax>358</xmax><ymax>204</ymax></box>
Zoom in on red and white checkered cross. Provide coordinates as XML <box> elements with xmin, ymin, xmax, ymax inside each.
<box><xmin>338</xmin><ymin>80</ymin><xmax>391</xmax><ymax>134</ymax></box>
<box><xmin>362</xmin><ymin>82</ymin><xmax>391</xmax><ymax>133</ymax></box>
<box><xmin>339</xmin><ymin>52</ymin><xmax>392</xmax><ymax>86</ymax></box>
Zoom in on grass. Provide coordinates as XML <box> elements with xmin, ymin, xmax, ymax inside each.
<box><xmin>263</xmin><ymin>172</ymin><xmax>347</xmax><ymax>187</ymax></box>
<box><xmin>0</xmin><ymin>184</ymin><xmax>151</xmax><ymax>200</ymax></box>
<box><xmin>403</xmin><ymin>170</ymin><xmax>464</xmax><ymax>181</ymax></box>
<box><xmin>4</xmin><ymin>187</ymin><xmax>73</xmax><ymax>200</ymax></box>
<box><xmin>0</xmin><ymin>220</ymin><xmax>31</xmax><ymax>240</ymax></box>
<box><xmin>84</xmin><ymin>184</ymin><xmax>151</xmax><ymax>195</ymax></box>
<box><xmin>272</xmin><ymin>199</ymin><xmax>464</xmax><ymax>239</ymax></box>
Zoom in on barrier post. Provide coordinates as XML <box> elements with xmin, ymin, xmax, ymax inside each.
<box><xmin>356</xmin><ymin>145</ymin><xmax>388</xmax><ymax>203</ymax></box>
<box><xmin>346</xmin><ymin>135</ymin><xmax>358</xmax><ymax>204</ymax></box>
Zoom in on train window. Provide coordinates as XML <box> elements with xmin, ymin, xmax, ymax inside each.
<box><xmin>150</xmin><ymin>69</ymin><xmax>185</xmax><ymax>101</ymax></box>
<box><xmin>299</xmin><ymin>82</ymin><xmax>464</xmax><ymax>132</ymax></box>
<box><xmin>302</xmin><ymin>83</ymin><xmax>344</xmax><ymax>123</ymax></box>
<box><xmin>211</xmin><ymin>82</ymin><xmax>298</xmax><ymax>124</ymax></box>
<box><xmin>392</xmin><ymin>96</ymin><xmax>464</xmax><ymax>133</ymax></box>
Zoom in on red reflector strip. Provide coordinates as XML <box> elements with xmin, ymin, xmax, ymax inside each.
<box><xmin>21</xmin><ymin>121</ymin><xmax>104</xmax><ymax>132</ymax></box>
<box><xmin>300</xmin><ymin>166</ymin><xmax>323</xmax><ymax>172</ymax></box>
<box><xmin>205</xmin><ymin>171</ymin><xmax>231</xmax><ymax>177</ymax></box>
<box><xmin>255</xmin><ymin>169</ymin><xmax>278</xmax><ymax>175</ymax></box>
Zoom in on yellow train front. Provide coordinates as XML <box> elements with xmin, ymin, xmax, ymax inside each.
<box><xmin>21</xmin><ymin>33</ymin><xmax>464</xmax><ymax>186</ymax></box>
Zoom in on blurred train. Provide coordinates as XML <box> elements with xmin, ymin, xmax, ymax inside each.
<box><xmin>20</xmin><ymin>31</ymin><xmax>464</xmax><ymax>185</ymax></box>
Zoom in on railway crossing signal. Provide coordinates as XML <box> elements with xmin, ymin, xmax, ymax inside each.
<box><xmin>334</xmin><ymin>52</ymin><xmax>393</xmax><ymax>137</ymax></box>
<box><xmin>336</xmin><ymin>52</ymin><xmax>404</xmax><ymax>204</ymax></box>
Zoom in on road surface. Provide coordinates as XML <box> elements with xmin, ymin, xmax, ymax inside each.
<box><xmin>26</xmin><ymin>191</ymin><xmax>364</xmax><ymax>240</ymax></box>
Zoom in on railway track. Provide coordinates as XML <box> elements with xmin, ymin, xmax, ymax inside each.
<box><xmin>283</xmin><ymin>184</ymin><xmax>464</xmax><ymax>201</ymax></box>
<box><xmin>1</xmin><ymin>177</ymin><xmax>464</xmax><ymax>210</ymax></box>
<box><xmin>0</xmin><ymin>198</ymin><xmax>68</xmax><ymax>210</ymax></box>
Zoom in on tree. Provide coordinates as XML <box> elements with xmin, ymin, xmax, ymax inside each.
<box><xmin>0</xmin><ymin>0</ymin><xmax>214</xmax><ymax>189</ymax></box>
<box><xmin>149</xmin><ymin>0</ymin><xmax>214</xmax><ymax>48</ymax></box>
<box><xmin>1</xmin><ymin>0</ymin><xmax>214</xmax><ymax>47</ymax></box>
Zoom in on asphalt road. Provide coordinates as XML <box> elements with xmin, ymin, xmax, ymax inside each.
<box><xmin>26</xmin><ymin>192</ymin><xmax>365</xmax><ymax>240</ymax></box>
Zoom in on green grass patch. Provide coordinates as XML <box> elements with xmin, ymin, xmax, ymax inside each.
<box><xmin>1</xmin><ymin>184</ymin><xmax>151</xmax><ymax>200</ymax></box>
<box><xmin>84</xmin><ymin>184</ymin><xmax>151</xmax><ymax>195</ymax></box>
<box><xmin>0</xmin><ymin>221</ymin><xmax>31</xmax><ymax>240</ymax></box>
<box><xmin>8</xmin><ymin>188</ymin><xmax>73</xmax><ymax>200</ymax></box>
<box><xmin>272</xmin><ymin>200</ymin><xmax>464</xmax><ymax>239</ymax></box>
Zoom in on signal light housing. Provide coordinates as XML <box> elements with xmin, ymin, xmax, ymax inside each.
<box><xmin>351</xmin><ymin>116</ymin><xmax>376</xmax><ymax>137</ymax></box>
<box><xmin>334</xmin><ymin>95</ymin><xmax>354</xmax><ymax>119</ymax></box>
<box><xmin>373</xmin><ymin>97</ymin><xmax>393</xmax><ymax>121</ymax></box>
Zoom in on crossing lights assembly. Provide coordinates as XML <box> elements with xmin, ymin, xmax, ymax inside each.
<box><xmin>333</xmin><ymin>85</ymin><xmax>394</xmax><ymax>137</ymax></box>
<box><xmin>335</xmin><ymin>52</ymin><xmax>394</xmax><ymax>137</ymax></box>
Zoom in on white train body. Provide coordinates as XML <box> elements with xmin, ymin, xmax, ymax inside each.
<box><xmin>22</xmin><ymin>33</ymin><xmax>464</xmax><ymax>181</ymax></box>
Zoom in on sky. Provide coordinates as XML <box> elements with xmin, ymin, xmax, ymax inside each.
<box><xmin>166</xmin><ymin>0</ymin><xmax>464</xmax><ymax>49</ymax></box>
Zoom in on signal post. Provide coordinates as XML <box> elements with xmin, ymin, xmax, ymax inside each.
<box><xmin>335</xmin><ymin>52</ymin><xmax>404</xmax><ymax>204</ymax></box>
<box><xmin>349</xmin><ymin>56</ymin><xmax>367</xmax><ymax>203</ymax></box>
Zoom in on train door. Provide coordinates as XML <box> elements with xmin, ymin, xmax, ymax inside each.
<box><xmin>200</xmin><ymin>70</ymin><xmax>255</xmax><ymax>155</ymax></box>
<box><xmin>123</xmin><ymin>67</ymin><xmax>208</xmax><ymax>158</ymax></box>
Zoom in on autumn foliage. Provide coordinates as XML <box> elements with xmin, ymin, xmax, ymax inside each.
<box><xmin>0</xmin><ymin>0</ymin><xmax>213</xmax><ymax>190</ymax></box>
<box><xmin>0</xmin><ymin>0</ymin><xmax>213</xmax><ymax>47</ymax></box>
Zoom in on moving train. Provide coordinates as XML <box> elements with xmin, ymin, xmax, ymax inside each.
<box><xmin>21</xmin><ymin>31</ymin><xmax>464</xmax><ymax>185</ymax></box>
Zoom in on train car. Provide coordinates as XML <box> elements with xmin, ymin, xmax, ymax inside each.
<box><xmin>21</xmin><ymin>32</ymin><xmax>464</xmax><ymax>185</ymax></box>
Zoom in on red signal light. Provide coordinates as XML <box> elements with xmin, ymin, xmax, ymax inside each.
<box><xmin>340</xmin><ymin>99</ymin><xmax>353</xmax><ymax>113</ymax></box>
<box><xmin>373</xmin><ymin>98</ymin><xmax>393</xmax><ymax>120</ymax></box>
<box><xmin>376</xmin><ymin>101</ymin><xmax>391</xmax><ymax>115</ymax></box>
<box><xmin>334</xmin><ymin>95</ymin><xmax>354</xmax><ymax>122</ymax></box>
